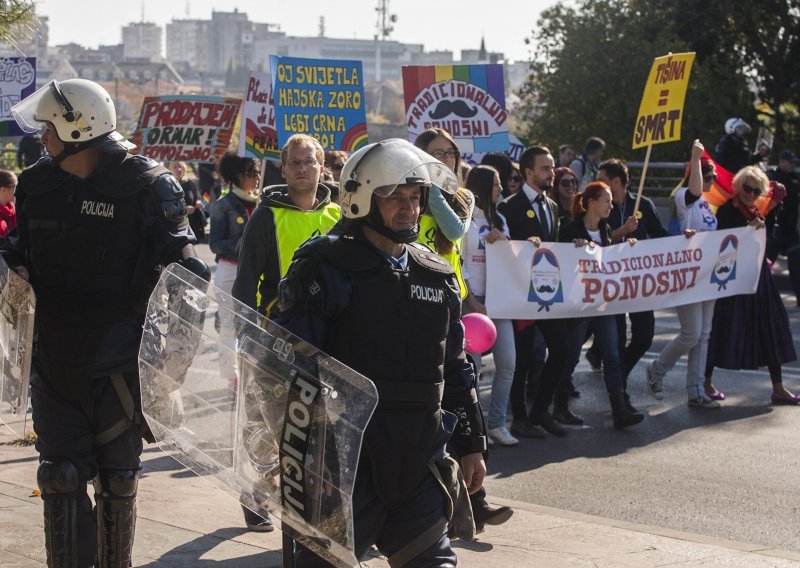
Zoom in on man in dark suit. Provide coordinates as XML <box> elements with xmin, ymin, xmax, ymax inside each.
<box><xmin>498</xmin><ymin>146</ymin><xmax>576</xmax><ymax>438</ymax></box>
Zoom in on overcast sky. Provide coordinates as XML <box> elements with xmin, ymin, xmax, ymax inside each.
<box><xmin>35</xmin><ymin>0</ymin><xmax>558</xmax><ymax>63</ymax></box>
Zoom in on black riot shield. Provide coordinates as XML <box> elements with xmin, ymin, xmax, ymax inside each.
<box><xmin>0</xmin><ymin>255</ymin><xmax>35</xmax><ymax>438</ymax></box>
<box><xmin>138</xmin><ymin>263</ymin><xmax>377</xmax><ymax>568</ymax></box>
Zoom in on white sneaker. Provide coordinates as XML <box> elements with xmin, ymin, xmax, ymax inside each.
<box><xmin>646</xmin><ymin>363</ymin><xmax>664</xmax><ymax>400</ymax></box>
<box><xmin>488</xmin><ymin>426</ymin><xmax>519</xmax><ymax>446</ymax></box>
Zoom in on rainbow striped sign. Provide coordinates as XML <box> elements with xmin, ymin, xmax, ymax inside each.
<box><xmin>402</xmin><ymin>64</ymin><xmax>508</xmax><ymax>153</ymax></box>
<box><xmin>270</xmin><ymin>55</ymin><xmax>368</xmax><ymax>152</ymax></box>
<box><xmin>239</xmin><ymin>71</ymin><xmax>280</xmax><ymax>160</ymax></box>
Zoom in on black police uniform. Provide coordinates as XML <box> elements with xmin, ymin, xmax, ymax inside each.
<box><xmin>1</xmin><ymin>152</ymin><xmax>204</xmax><ymax>568</ymax></box>
<box><xmin>274</xmin><ymin>231</ymin><xmax>486</xmax><ymax>567</ymax></box>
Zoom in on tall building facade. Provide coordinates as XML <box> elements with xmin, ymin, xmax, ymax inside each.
<box><xmin>122</xmin><ymin>22</ymin><xmax>162</xmax><ymax>61</ymax></box>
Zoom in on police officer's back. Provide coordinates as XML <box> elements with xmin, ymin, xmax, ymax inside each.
<box><xmin>2</xmin><ymin>79</ymin><xmax>208</xmax><ymax>568</ymax></box>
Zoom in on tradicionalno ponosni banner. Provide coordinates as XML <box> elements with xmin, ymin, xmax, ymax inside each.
<box><xmin>133</xmin><ymin>95</ymin><xmax>242</xmax><ymax>163</ymax></box>
<box><xmin>402</xmin><ymin>63</ymin><xmax>509</xmax><ymax>153</ymax></box>
<box><xmin>486</xmin><ymin>227</ymin><xmax>765</xmax><ymax>319</ymax></box>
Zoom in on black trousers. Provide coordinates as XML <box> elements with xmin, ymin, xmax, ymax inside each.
<box><xmin>31</xmin><ymin>363</ymin><xmax>143</xmax><ymax>567</ymax></box>
<box><xmin>295</xmin><ymin>467</ymin><xmax>455</xmax><ymax>567</ymax></box>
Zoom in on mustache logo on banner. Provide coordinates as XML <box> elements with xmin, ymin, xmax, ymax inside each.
<box><xmin>536</xmin><ymin>284</ymin><xmax>556</xmax><ymax>293</ymax></box>
<box><xmin>428</xmin><ymin>99</ymin><xmax>479</xmax><ymax>119</ymax></box>
<box><xmin>716</xmin><ymin>266</ymin><xmax>731</xmax><ymax>274</ymax></box>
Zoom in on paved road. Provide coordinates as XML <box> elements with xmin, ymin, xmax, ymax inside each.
<box><xmin>477</xmin><ymin>256</ymin><xmax>800</xmax><ymax>554</ymax></box>
<box><xmin>198</xmin><ymin>241</ymin><xmax>800</xmax><ymax>553</ymax></box>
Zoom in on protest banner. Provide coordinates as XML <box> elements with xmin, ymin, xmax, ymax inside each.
<box><xmin>239</xmin><ymin>71</ymin><xmax>279</xmax><ymax>160</ymax></box>
<box><xmin>0</xmin><ymin>57</ymin><xmax>36</xmax><ymax>136</ymax></box>
<box><xmin>133</xmin><ymin>95</ymin><xmax>242</xmax><ymax>163</ymax></box>
<box><xmin>485</xmin><ymin>227</ymin><xmax>765</xmax><ymax>320</ymax></box>
<box><xmin>270</xmin><ymin>55</ymin><xmax>367</xmax><ymax>152</ymax></box>
<box><xmin>402</xmin><ymin>63</ymin><xmax>508</xmax><ymax>153</ymax></box>
<box><xmin>631</xmin><ymin>52</ymin><xmax>696</xmax><ymax>216</ymax></box>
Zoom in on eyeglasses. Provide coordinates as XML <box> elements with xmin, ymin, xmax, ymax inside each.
<box><xmin>742</xmin><ymin>183</ymin><xmax>762</xmax><ymax>196</ymax></box>
<box><xmin>559</xmin><ymin>178</ymin><xmax>578</xmax><ymax>187</ymax></box>
<box><xmin>429</xmin><ymin>149</ymin><xmax>460</xmax><ymax>160</ymax></box>
<box><xmin>703</xmin><ymin>173</ymin><xmax>717</xmax><ymax>182</ymax></box>
<box><xmin>509</xmin><ymin>175</ymin><xmax>522</xmax><ymax>183</ymax></box>
<box><xmin>331</xmin><ymin>162</ymin><xmax>345</xmax><ymax>171</ymax></box>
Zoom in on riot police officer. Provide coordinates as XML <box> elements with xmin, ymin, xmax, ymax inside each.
<box><xmin>275</xmin><ymin>138</ymin><xmax>486</xmax><ymax>566</ymax></box>
<box><xmin>2</xmin><ymin>79</ymin><xmax>209</xmax><ymax>568</ymax></box>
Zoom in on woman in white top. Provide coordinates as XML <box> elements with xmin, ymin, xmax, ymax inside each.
<box><xmin>646</xmin><ymin>140</ymin><xmax>721</xmax><ymax>409</ymax></box>
<box><xmin>462</xmin><ymin>165</ymin><xmax>517</xmax><ymax>446</ymax></box>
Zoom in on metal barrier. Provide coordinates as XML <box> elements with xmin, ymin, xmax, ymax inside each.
<box><xmin>628</xmin><ymin>161</ymin><xmax>686</xmax><ymax>199</ymax></box>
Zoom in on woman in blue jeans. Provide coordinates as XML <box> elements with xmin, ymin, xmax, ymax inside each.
<box><xmin>560</xmin><ymin>182</ymin><xmax>644</xmax><ymax>430</ymax></box>
<box><xmin>462</xmin><ymin>165</ymin><xmax>516</xmax><ymax>446</ymax></box>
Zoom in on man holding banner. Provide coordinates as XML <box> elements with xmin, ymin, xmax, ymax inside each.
<box><xmin>498</xmin><ymin>146</ymin><xmax>575</xmax><ymax>438</ymax></box>
<box><xmin>4</xmin><ymin>79</ymin><xmax>208</xmax><ymax>568</ymax></box>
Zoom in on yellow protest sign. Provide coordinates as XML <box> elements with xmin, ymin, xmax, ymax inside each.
<box><xmin>632</xmin><ymin>52</ymin><xmax>695</xmax><ymax>149</ymax></box>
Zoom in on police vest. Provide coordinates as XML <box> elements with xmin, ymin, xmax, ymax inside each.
<box><xmin>256</xmin><ymin>203</ymin><xmax>341</xmax><ymax>313</ymax></box>
<box><xmin>318</xmin><ymin>237</ymin><xmax>456</xmax><ymax>505</ymax></box>
<box><xmin>417</xmin><ymin>213</ymin><xmax>467</xmax><ymax>299</ymax></box>
<box><xmin>18</xmin><ymin>155</ymin><xmax>168</xmax><ymax>324</ymax></box>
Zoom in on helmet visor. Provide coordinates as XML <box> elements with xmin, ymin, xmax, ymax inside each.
<box><xmin>11</xmin><ymin>80</ymin><xmax>93</xmax><ymax>136</ymax></box>
<box><xmin>371</xmin><ymin>144</ymin><xmax>459</xmax><ymax>198</ymax></box>
<box><xmin>10</xmin><ymin>81</ymin><xmax>53</xmax><ymax>133</ymax></box>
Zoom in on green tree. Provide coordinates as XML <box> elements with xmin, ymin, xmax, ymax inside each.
<box><xmin>0</xmin><ymin>0</ymin><xmax>37</xmax><ymax>47</ymax></box>
<box><xmin>516</xmin><ymin>0</ymin><xmax>774</xmax><ymax>161</ymax></box>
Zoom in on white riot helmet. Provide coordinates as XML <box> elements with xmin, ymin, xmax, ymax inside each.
<box><xmin>725</xmin><ymin>117</ymin><xmax>751</xmax><ymax>137</ymax></box>
<box><xmin>339</xmin><ymin>138</ymin><xmax>459</xmax><ymax>243</ymax></box>
<box><xmin>11</xmin><ymin>79</ymin><xmax>135</xmax><ymax>159</ymax></box>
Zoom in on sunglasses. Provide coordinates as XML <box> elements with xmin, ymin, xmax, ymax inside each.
<box><xmin>703</xmin><ymin>173</ymin><xmax>717</xmax><ymax>182</ymax></box>
<box><xmin>509</xmin><ymin>175</ymin><xmax>522</xmax><ymax>183</ymax></box>
<box><xmin>559</xmin><ymin>178</ymin><xmax>578</xmax><ymax>187</ymax></box>
<box><xmin>331</xmin><ymin>162</ymin><xmax>345</xmax><ymax>171</ymax></box>
<box><xmin>742</xmin><ymin>183</ymin><xmax>762</xmax><ymax>196</ymax></box>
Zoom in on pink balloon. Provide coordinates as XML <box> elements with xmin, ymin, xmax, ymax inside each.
<box><xmin>462</xmin><ymin>313</ymin><xmax>497</xmax><ymax>353</ymax></box>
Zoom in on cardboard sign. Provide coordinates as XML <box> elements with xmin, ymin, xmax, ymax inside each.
<box><xmin>133</xmin><ymin>95</ymin><xmax>242</xmax><ymax>163</ymax></box>
<box><xmin>239</xmin><ymin>71</ymin><xmax>279</xmax><ymax>160</ymax></box>
<box><xmin>0</xmin><ymin>57</ymin><xmax>36</xmax><ymax>136</ymax></box>
<box><xmin>270</xmin><ymin>56</ymin><xmax>367</xmax><ymax>152</ymax></box>
<box><xmin>403</xmin><ymin>64</ymin><xmax>508</xmax><ymax>153</ymax></box>
<box><xmin>632</xmin><ymin>52</ymin><xmax>695</xmax><ymax>149</ymax></box>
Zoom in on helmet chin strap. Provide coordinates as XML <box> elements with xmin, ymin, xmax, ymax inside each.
<box><xmin>366</xmin><ymin>207</ymin><xmax>420</xmax><ymax>244</ymax></box>
<box><xmin>48</xmin><ymin>142</ymin><xmax>84</xmax><ymax>165</ymax></box>
<box><xmin>363</xmin><ymin>187</ymin><xmax>429</xmax><ymax>244</ymax></box>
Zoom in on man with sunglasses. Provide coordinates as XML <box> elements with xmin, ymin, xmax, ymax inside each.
<box><xmin>3</xmin><ymin>79</ymin><xmax>208</xmax><ymax>568</ymax></box>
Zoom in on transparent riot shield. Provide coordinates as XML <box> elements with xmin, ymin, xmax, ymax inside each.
<box><xmin>139</xmin><ymin>264</ymin><xmax>378</xmax><ymax>568</ymax></box>
<box><xmin>0</xmin><ymin>255</ymin><xmax>35</xmax><ymax>438</ymax></box>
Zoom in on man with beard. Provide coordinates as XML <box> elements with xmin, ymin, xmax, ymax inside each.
<box><xmin>498</xmin><ymin>146</ymin><xmax>576</xmax><ymax>438</ymax></box>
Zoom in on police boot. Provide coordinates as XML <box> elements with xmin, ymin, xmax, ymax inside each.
<box><xmin>470</xmin><ymin>487</ymin><xmax>513</xmax><ymax>532</ymax></box>
<box><xmin>94</xmin><ymin>469</ymin><xmax>138</xmax><ymax>568</ymax></box>
<box><xmin>38</xmin><ymin>460</ymin><xmax>97</xmax><ymax>568</ymax></box>
<box><xmin>609</xmin><ymin>391</ymin><xmax>644</xmax><ymax>430</ymax></box>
